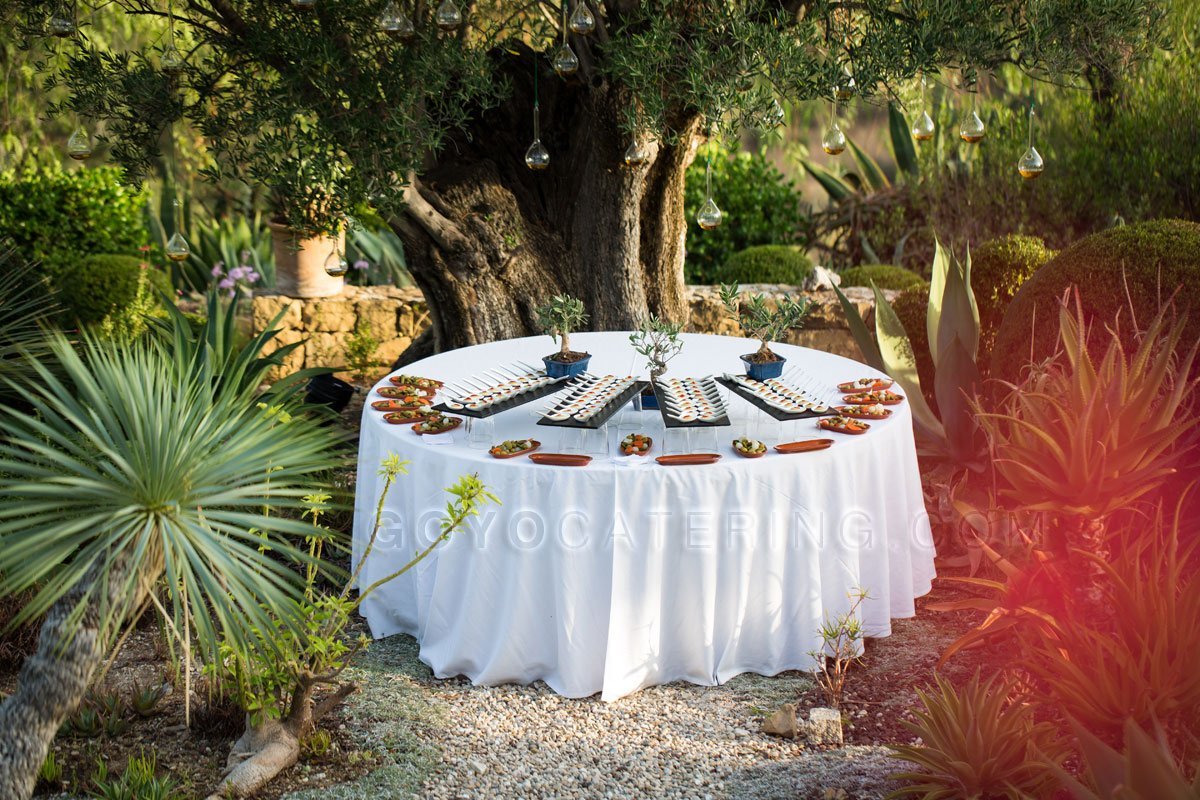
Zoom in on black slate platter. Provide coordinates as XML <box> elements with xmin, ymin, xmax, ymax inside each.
<box><xmin>717</xmin><ymin>376</ymin><xmax>837</xmax><ymax>421</ymax></box>
<box><xmin>653</xmin><ymin>381</ymin><xmax>731</xmax><ymax>428</ymax></box>
<box><xmin>431</xmin><ymin>375</ymin><xmax>580</xmax><ymax>419</ymax></box>
<box><xmin>537</xmin><ymin>380</ymin><xmax>648</xmax><ymax>430</ymax></box>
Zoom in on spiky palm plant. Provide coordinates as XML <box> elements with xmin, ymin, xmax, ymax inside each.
<box><xmin>0</xmin><ymin>333</ymin><xmax>341</xmax><ymax>799</ymax></box>
<box><xmin>0</xmin><ymin>250</ymin><xmax>60</xmax><ymax>406</ymax></box>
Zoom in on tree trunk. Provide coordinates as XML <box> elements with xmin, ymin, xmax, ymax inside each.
<box><xmin>0</xmin><ymin>562</ymin><xmax>132</xmax><ymax>799</ymax></box>
<box><xmin>391</xmin><ymin>50</ymin><xmax>701</xmax><ymax>362</ymax></box>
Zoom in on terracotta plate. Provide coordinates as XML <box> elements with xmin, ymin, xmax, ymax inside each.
<box><xmin>490</xmin><ymin>440</ymin><xmax>541</xmax><ymax>459</ymax></box>
<box><xmin>774</xmin><ymin>438</ymin><xmax>835</xmax><ymax>453</ymax></box>
<box><xmin>529</xmin><ymin>453</ymin><xmax>592</xmax><ymax>467</ymax></box>
<box><xmin>412</xmin><ymin>417</ymin><xmax>463</xmax><ymax>435</ymax></box>
<box><xmin>655</xmin><ymin>454</ymin><xmax>722</xmax><ymax>466</ymax></box>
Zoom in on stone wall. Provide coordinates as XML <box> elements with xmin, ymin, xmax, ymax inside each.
<box><xmin>252</xmin><ymin>284</ymin><xmax>889</xmax><ymax>380</ymax></box>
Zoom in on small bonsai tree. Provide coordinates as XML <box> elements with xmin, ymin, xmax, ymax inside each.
<box><xmin>629</xmin><ymin>316</ymin><xmax>684</xmax><ymax>383</ymax></box>
<box><xmin>719</xmin><ymin>283</ymin><xmax>813</xmax><ymax>362</ymax></box>
<box><xmin>535</xmin><ymin>294</ymin><xmax>589</xmax><ymax>362</ymax></box>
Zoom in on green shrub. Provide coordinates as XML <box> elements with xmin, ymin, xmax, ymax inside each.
<box><xmin>714</xmin><ymin>245</ymin><xmax>813</xmax><ymax>285</ymax></box>
<box><xmin>684</xmin><ymin>143</ymin><xmax>810</xmax><ymax>284</ymax></box>
<box><xmin>58</xmin><ymin>254</ymin><xmax>170</xmax><ymax>327</ymax></box>
<box><xmin>991</xmin><ymin>219</ymin><xmax>1200</xmax><ymax>383</ymax></box>
<box><xmin>971</xmin><ymin>234</ymin><xmax>1053</xmax><ymax>364</ymax></box>
<box><xmin>0</xmin><ymin>165</ymin><xmax>147</xmax><ymax>283</ymax></box>
<box><xmin>839</xmin><ymin>264</ymin><xmax>928</xmax><ymax>292</ymax></box>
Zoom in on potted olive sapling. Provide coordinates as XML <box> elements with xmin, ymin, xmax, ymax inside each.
<box><xmin>719</xmin><ymin>283</ymin><xmax>814</xmax><ymax>380</ymax></box>
<box><xmin>629</xmin><ymin>316</ymin><xmax>684</xmax><ymax>410</ymax></box>
<box><xmin>536</xmin><ymin>294</ymin><xmax>592</xmax><ymax>378</ymax></box>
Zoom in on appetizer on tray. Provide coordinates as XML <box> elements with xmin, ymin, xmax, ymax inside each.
<box><xmin>658</xmin><ymin>376</ymin><xmax>728</xmax><ymax>423</ymax></box>
<box><xmin>619</xmin><ymin>433</ymin><xmax>653</xmax><ymax>456</ymax></box>
<box><xmin>837</xmin><ymin>377</ymin><xmax>894</xmax><ymax>393</ymax></box>
<box><xmin>818</xmin><ymin>416</ymin><xmax>871</xmax><ymax>435</ymax></box>
<box><xmin>732</xmin><ymin>438</ymin><xmax>767</xmax><ymax>458</ymax></box>
<box><xmin>723</xmin><ymin>374</ymin><xmax>830</xmax><ymax>415</ymax></box>
<box><xmin>377</xmin><ymin>387</ymin><xmax>431</xmax><ymax>404</ymax></box>
<box><xmin>539</xmin><ymin>374</ymin><xmax>639</xmax><ymax>423</ymax></box>
<box><xmin>841</xmin><ymin>390</ymin><xmax>904</xmax><ymax>406</ymax></box>
<box><xmin>412</xmin><ymin>414</ymin><xmax>462</xmax><ymax>435</ymax></box>
<box><xmin>490</xmin><ymin>439</ymin><xmax>540</xmax><ymax>459</ymax></box>
<box><xmin>387</xmin><ymin>382</ymin><xmax>436</xmax><ymax>398</ymax></box>
<box><xmin>372</xmin><ymin>399</ymin><xmax>432</xmax><ymax>412</ymax></box>
<box><xmin>441</xmin><ymin>364</ymin><xmax>565</xmax><ymax>413</ymax></box>
<box><xmin>834</xmin><ymin>404</ymin><xmax>892</xmax><ymax>420</ymax></box>
<box><xmin>390</xmin><ymin>374</ymin><xmax>443</xmax><ymax>390</ymax></box>
<box><xmin>383</xmin><ymin>408</ymin><xmax>438</xmax><ymax>425</ymax></box>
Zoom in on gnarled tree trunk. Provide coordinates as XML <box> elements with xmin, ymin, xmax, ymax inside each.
<box><xmin>391</xmin><ymin>49</ymin><xmax>701</xmax><ymax>363</ymax></box>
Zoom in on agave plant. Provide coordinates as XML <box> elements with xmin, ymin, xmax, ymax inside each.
<box><xmin>0</xmin><ymin>332</ymin><xmax>341</xmax><ymax>797</ymax></box>
<box><xmin>836</xmin><ymin>236</ymin><xmax>984</xmax><ymax>469</ymax></box>
<box><xmin>1051</xmin><ymin>718</ymin><xmax>1200</xmax><ymax>800</ymax></box>
<box><xmin>888</xmin><ymin>671</ymin><xmax>1069</xmax><ymax>800</ymax></box>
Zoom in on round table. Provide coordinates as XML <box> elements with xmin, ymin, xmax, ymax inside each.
<box><xmin>353</xmin><ymin>332</ymin><xmax>935</xmax><ymax>701</ymax></box>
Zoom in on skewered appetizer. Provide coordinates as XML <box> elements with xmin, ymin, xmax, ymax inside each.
<box><xmin>837</xmin><ymin>377</ymin><xmax>894</xmax><ymax>393</ymax></box>
<box><xmin>540</xmin><ymin>375</ymin><xmax>638</xmax><ymax>422</ymax></box>
<box><xmin>413</xmin><ymin>414</ymin><xmax>462</xmax><ymax>434</ymax></box>
<box><xmin>732</xmin><ymin>437</ymin><xmax>767</xmax><ymax>457</ymax></box>
<box><xmin>390</xmin><ymin>374</ymin><xmax>443</xmax><ymax>390</ymax></box>
<box><xmin>377</xmin><ymin>387</ymin><xmax>431</xmax><ymax>404</ymax></box>
<box><xmin>490</xmin><ymin>439</ymin><xmax>539</xmax><ymax>458</ymax></box>
<box><xmin>834</xmin><ymin>404</ymin><xmax>892</xmax><ymax>420</ymax></box>
<box><xmin>841</xmin><ymin>390</ymin><xmax>904</xmax><ymax>406</ymax></box>
<box><xmin>384</xmin><ymin>407</ymin><xmax>437</xmax><ymax>424</ymax></box>
<box><xmin>818</xmin><ymin>416</ymin><xmax>871</xmax><ymax>435</ymax></box>
<box><xmin>620</xmin><ymin>433</ymin><xmax>653</xmax><ymax>456</ymax></box>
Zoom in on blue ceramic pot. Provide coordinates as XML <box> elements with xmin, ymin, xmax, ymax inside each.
<box><xmin>639</xmin><ymin>386</ymin><xmax>659</xmax><ymax>410</ymax></box>
<box><xmin>543</xmin><ymin>353</ymin><xmax>591</xmax><ymax>379</ymax></box>
<box><xmin>741</xmin><ymin>353</ymin><xmax>786</xmax><ymax>381</ymax></box>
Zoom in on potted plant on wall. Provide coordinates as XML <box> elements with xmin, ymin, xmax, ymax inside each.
<box><xmin>629</xmin><ymin>316</ymin><xmax>684</xmax><ymax>410</ymax></box>
<box><xmin>267</xmin><ymin>169</ymin><xmax>346</xmax><ymax>299</ymax></box>
<box><xmin>719</xmin><ymin>283</ymin><xmax>813</xmax><ymax>380</ymax></box>
<box><xmin>535</xmin><ymin>294</ymin><xmax>591</xmax><ymax>378</ymax></box>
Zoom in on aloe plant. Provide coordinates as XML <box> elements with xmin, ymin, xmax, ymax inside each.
<box><xmin>836</xmin><ymin>236</ymin><xmax>984</xmax><ymax>468</ymax></box>
<box><xmin>1051</xmin><ymin>718</ymin><xmax>1200</xmax><ymax>800</ymax></box>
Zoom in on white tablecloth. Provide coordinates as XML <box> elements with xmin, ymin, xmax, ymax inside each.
<box><xmin>353</xmin><ymin>333</ymin><xmax>935</xmax><ymax>701</ymax></box>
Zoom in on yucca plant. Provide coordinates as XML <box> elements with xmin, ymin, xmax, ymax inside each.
<box><xmin>888</xmin><ymin>671</ymin><xmax>1069</xmax><ymax>800</ymax></box>
<box><xmin>1050</xmin><ymin>718</ymin><xmax>1200</xmax><ymax>800</ymax></box>
<box><xmin>0</xmin><ymin>333</ymin><xmax>341</xmax><ymax>798</ymax></box>
<box><xmin>0</xmin><ymin>250</ymin><xmax>59</xmax><ymax>406</ymax></box>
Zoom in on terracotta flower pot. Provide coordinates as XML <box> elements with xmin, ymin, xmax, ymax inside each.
<box><xmin>268</xmin><ymin>220</ymin><xmax>345</xmax><ymax>298</ymax></box>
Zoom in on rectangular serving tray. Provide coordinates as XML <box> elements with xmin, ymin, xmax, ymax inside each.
<box><xmin>717</xmin><ymin>376</ymin><xmax>838</xmax><ymax>422</ymax></box>
<box><xmin>430</xmin><ymin>374</ymin><xmax>580</xmax><ymax>419</ymax></box>
<box><xmin>652</xmin><ymin>381</ymin><xmax>731</xmax><ymax>429</ymax></box>
<box><xmin>536</xmin><ymin>380</ymin><xmax>648</xmax><ymax>430</ymax></box>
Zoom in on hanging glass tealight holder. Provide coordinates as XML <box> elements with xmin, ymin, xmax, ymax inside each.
<box><xmin>165</xmin><ymin>198</ymin><xmax>191</xmax><ymax>262</ymax></box>
<box><xmin>623</xmin><ymin>137</ymin><xmax>650</xmax><ymax>167</ymax></box>
<box><xmin>822</xmin><ymin>100</ymin><xmax>846</xmax><ymax>155</ymax></box>
<box><xmin>553</xmin><ymin>43</ymin><xmax>579</xmax><ymax>77</ymax></box>
<box><xmin>834</xmin><ymin>66</ymin><xmax>856</xmax><ymax>102</ymax></box>
<box><xmin>911</xmin><ymin>74</ymin><xmax>935</xmax><ymax>141</ymax></box>
<box><xmin>290</xmin><ymin>0</ymin><xmax>317</xmax><ymax>8</ymax></box>
<box><xmin>67</xmin><ymin>125</ymin><xmax>93</xmax><ymax>161</ymax></box>
<box><xmin>48</xmin><ymin>14</ymin><xmax>76</xmax><ymax>38</ymax></box>
<box><xmin>435</xmin><ymin>0</ymin><xmax>462</xmax><ymax>30</ymax></box>
<box><xmin>696</xmin><ymin>159</ymin><xmax>723</xmax><ymax>230</ymax></box>
<box><xmin>568</xmin><ymin>2</ymin><xmax>595</xmax><ymax>35</ymax></box>
<box><xmin>525</xmin><ymin>103</ymin><xmax>550</xmax><ymax>170</ymax></box>
<box><xmin>1017</xmin><ymin>105</ymin><xmax>1044</xmax><ymax>180</ymax></box>
<box><xmin>959</xmin><ymin>91</ymin><xmax>985</xmax><ymax>143</ymax></box>
<box><xmin>324</xmin><ymin>246</ymin><xmax>349</xmax><ymax>277</ymax></box>
<box><xmin>765</xmin><ymin>98</ymin><xmax>786</xmax><ymax>129</ymax></box>
<box><xmin>378</xmin><ymin>1</ymin><xmax>410</xmax><ymax>37</ymax></box>
<box><xmin>161</xmin><ymin>44</ymin><xmax>185</xmax><ymax>76</ymax></box>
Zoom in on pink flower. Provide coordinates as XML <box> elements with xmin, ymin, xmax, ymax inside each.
<box><xmin>353</xmin><ymin>259</ymin><xmax>370</xmax><ymax>271</ymax></box>
<box><xmin>218</xmin><ymin>276</ymin><xmax>235</xmax><ymax>290</ymax></box>
<box><xmin>211</xmin><ymin>262</ymin><xmax>225</xmax><ymax>278</ymax></box>
<box><xmin>229</xmin><ymin>266</ymin><xmax>247</xmax><ymax>281</ymax></box>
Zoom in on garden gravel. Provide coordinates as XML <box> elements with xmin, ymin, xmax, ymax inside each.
<box><xmin>295</xmin><ymin>634</ymin><xmax>902</xmax><ymax>800</ymax></box>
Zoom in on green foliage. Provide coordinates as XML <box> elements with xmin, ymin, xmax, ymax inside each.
<box><xmin>810</xmin><ymin>589</ymin><xmax>867</xmax><ymax>709</ymax></box>
<box><xmin>714</xmin><ymin>245</ymin><xmax>813</xmax><ymax>286</ymax></box>
<box><xmin>37</xmin><ymin>750</ymin><xmax>62</xmax><ymax>788</ymax></box>
<box><xmin>344</xmin><ymin>318</ymin><xmax>381</xmax><ymax>384</ymax></box>
<box><xmin>534</xmin><ymin>294</ymin><xmax>588</xmax><ymax>356</ymax></box>
<box><xmin>0</xmin><ymin>165</ymin><xmax>147</xmax><ymax>283</ymax></box>
<box><xmin>1052</xmin><ymin>718</ymin><xmax>1200</xmax><ymax>800</ymax></box>
<box><xmin>970</xmin><ymin>234</ymin><xmax>1053</xmax><ymax>365</ymax></box>
<box><xmin>0</xmin><ymin>330</ymin><xmax>343</xmax><ymax>669</ymax></box>
<box><xmin>629</xmin><ymin>316</ymin><xmax>684</xmax><ymax>381</ymax></box>
<box><xmin>992</xmin><ymin>219</ymin><xmax>1200</xmax><ymax>383</ymax></box>
<box><xmin>890</xmin><ymin>287</ymin><xmax>934</xmax><ymax>406</ymax></box>
<box><xmin>97</xmin><ymin>266</ymin><xmax>170</xmax><ymax>343</ymax></box>
<box><xmin>58</xmin><ymin>254</ymin><xmax>171</xmax><ymax>329</ymax></box>
<box><xmin>130</xmin><ymin>681</ymin><xmax>168</xmax><ymax>718</ymax></box>
<box><xmin>839</xmin><ymin>265</ymin><xmax>927</xmax><ymax>292</ymax></box>
<box><xmin>88</xmin><ymin>753</ymin><xmax>186</xmax><ymax>800</ymax></box>
<box><xmin>888</xmin><ymin>671</ymin><xmax>1069</xmax><ymax>800</ymax></box>
<box><xmin>0</xmin><ymin>249</ymin><xmax>59</xmax><ymax>407</ymax></box>
<box><xmin>719</xmin><ymin>283</ymin><xmax>813</xmax><ymax>359</ymax></box>
<box><xmin>684</xmin><ymin>145</ymin><xmax>809</xmax><ymax>284</ymax></box>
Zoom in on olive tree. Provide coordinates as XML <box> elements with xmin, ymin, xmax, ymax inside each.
<box><xmin>5</xmin><ymin>0</ymin><xmax>1167</xmax><ymax>358</ymax></box>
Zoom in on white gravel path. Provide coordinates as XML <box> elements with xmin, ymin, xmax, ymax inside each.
<box><xmin>297</xmin><ymin>635</ymin><xmax>902</xmax><ymax>800</ymax></box>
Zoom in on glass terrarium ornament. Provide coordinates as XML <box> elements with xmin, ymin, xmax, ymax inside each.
<box><xmin>695</xmin><ymin>158</ymin><xmax>722</xmax><ymax>230</ymax></box>
<box><xmin>161</xmin><ymin>44</ymin><xmax>185</xmax><ymax>75</ymax></box>
<box><xmin>435</xmin><ymin>0</ymin><xmax>462</xmax><ymax>30</ymax></box>
<box><xmin>1018</xmin><ymin>104</ymin><xmax>1044</xmax><ymax>180</ymax></box>
<box><xmin>378</xmin><ymin>1</ymin><xmax>413</xmax><ymax>38</ymax></box>
<box><xmin>324</xmin><ymin>247</ymin><xmax>349</xmax><ymax>277</ymax></box>
<box><xmin>911</xmin><ymin>74</ymin><xmax>935</xmax><ymax>141</ymax></box>
<box><xmin>67</xmin><ymin>125</ymin><xmax>93</xmax><ymax>161</ymax></box>
<box><xmin>959</xmin><ymin>90</ymin><xmax>985</xmax><ymax>143</ymax></box>
<box><xmin>166</xmin><ymin>198</ymin><xmax>191</xmax><ymax>262</ymax></box>
<box><xmin>553</xmin><ymin>43</ymin><xmax>579</xmax><ymax>77</ymax></box>
<box><xmin>568</xmin><ymin>2</ymin><xmax>595</xmax><ymax>35</ymax></box>
<box><xmin>525</xmin><ymin>108</ymin><xmax>550</xmax><ymax>170</ymax></box>
<box><xmin>48</xmin><ymin>14</ymin><xmax>76</xmax><ymax>38</ymax></box>
<box><xmin>822</xmin><ymin>100</ymin><xmax>846</xmax><ymax>155</ymax></box>
<box><xmin>623</xmin><ymin>137</ymin><xmax>650</xmax><ymax>167</ymax></box>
